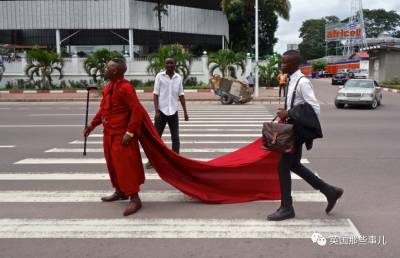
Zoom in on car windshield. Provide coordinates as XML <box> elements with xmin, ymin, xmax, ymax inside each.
<box><xmin>336</xmin><ymin>73</ymin><xmax>346</xmax><ymax>76</ymax></box>
<box><xmin>345</xmin><ymin>80</ymin><xmax>374</xmax><ymax>89</ymax></box>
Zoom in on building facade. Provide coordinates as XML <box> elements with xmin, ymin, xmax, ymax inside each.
<box><xmin>0</xmin><ymin>0</ymin><xmax>229</xmax><ymax>56</ymax></box>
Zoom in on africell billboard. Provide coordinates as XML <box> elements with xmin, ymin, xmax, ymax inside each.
<box><xmin>325</xmin><ymin>22</ymin><xmax>364</xmax><ymax>42</ymax></box>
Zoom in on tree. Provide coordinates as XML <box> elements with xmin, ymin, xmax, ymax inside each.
<box><xmin>312</xmin><ymin>59</ymin><xmax>327</xmax><ymax>71</ymax></box>
<box><xmin>221</xmin><ymin>0</ymin><xmax>291</xmax><ymax>56</ymax></box>
<box><xmin>208</xmin><ymin>49</ymin><xmax>246</xmax><ymax>78</ymax></box>
<box><xmin>25</xmin><ymin>46</ymin><xmax>64</xmax><ymax>89</ymax></box>
<box><xmin>83</xmin><ymin>48</ymin><xmax>124</xmax><ymax>83</ymax></box>
<box><xmin>363</xmin><ymin>9</ymin><xmax>400</xmax><ymax>38</ymax></box>
<box><xmin>298</xmin><ymin>16</ymin><xmax>339</xmax><ymax>61</ymax></box>
<box><xmin>258</xmin><ymin>53</ymin><xmax>282</xmax><ymax>87</ymax></box>
<box><xmin>153</xmin><ymin>0</ymin><xmax>168</xmax><ymax>47</ymax></box>
<box><xmin>147</xmin><ymin>44</ymin><xmax>192</xmax><ymax>80</ymax></box>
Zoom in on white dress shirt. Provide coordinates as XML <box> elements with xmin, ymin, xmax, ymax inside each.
<box><xmin>153</xmin><ymin>71</ymin><xmax>184</xmax><ymax>116</ymax></box>
<box><xmin>285</xmin><ymin>69</ymin><xmax>320</xmax><ymax>115</ymax></box>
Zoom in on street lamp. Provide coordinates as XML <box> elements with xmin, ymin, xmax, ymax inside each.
<box><xmin>254</xmin><ymin>0</ymin><xmax>259</xmax><ymax>98</ymax></box>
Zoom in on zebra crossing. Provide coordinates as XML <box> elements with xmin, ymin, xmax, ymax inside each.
<box><xmin>0</xmin><ymin>104</ymin><xmax>359</xmax><ymax>239</ymax></box>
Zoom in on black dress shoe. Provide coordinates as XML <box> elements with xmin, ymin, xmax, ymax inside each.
<box><xmin>101</xmin><ymin>190</ymin><xmax>128</xmax><ymax>202</ymax></box>
<box><xmin>267</xmin><ymin>205</ymin><xmax>295</xmax><ymax>221</ymax></box>
<box><xmin>145</xmin><ymin>162</ymin><xmax>153</xmax><ymax>169</ymax></box>
<box><xmin>321</xmin><ymin>185</ymin><xmax>344</xmax><ymax>214</ymax></box>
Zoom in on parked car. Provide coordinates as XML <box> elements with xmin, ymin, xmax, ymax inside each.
<box><xmin>334</xmin><ymin>79</ymin><xmax>383</xmax><ymax>109</ymax></box>
<box><xmin>332</xmin><ymin>72</ymin><xmax>349</xmax><ymax>85</ymax></box>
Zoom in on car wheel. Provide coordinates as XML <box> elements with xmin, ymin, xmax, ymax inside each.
<box><xmin>335</xmin><ymin>102</ymin><xmax>345</xmax><ymax>109</ymax></box>
<box><xmin>370</xmin><ymin>98</ymin><xmax>378</xmax><ymax>109</ymax></box>
<box><xmin>220</xmin><ymin>94</ymin><xmax>233</xmax><ymax>105</ymax></box>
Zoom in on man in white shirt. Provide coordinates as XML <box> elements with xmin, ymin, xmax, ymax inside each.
<box><xmin>146</xmin><ymin>58</ymin><xmax>189</xmax><ymax>169</ymax></box>
<box><xmin>267</xmin><ymin>50</ymin><xmax>343</xmax><ymax>221</ymax></box>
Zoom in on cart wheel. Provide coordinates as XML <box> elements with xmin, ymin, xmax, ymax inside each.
<box><xmin>220</xmin><ymin>94</ymin><xmax>233</xmax><ymax>105</ymax></box>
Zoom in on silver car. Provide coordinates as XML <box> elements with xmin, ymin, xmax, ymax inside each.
<box><xmin>335</xmin><ymin>79</ymin><xmax>383</xmax><ymax>109</ymax></box>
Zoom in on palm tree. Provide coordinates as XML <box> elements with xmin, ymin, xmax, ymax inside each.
<box><xmin>208</xmin><ymin>49</ymin><xmax>246</xmax><ymax>78</ymax></box>
<box><xmin>147</xmin><ymin>44</ymin><xmax>192</xmax><ymax>80</ymax></box>
<box><xmin>221</xmin><ymin>0</ymin><xmax>291</xmax><ymax>54</ymax></box>
<box><xmin>25</xmin><ymin>46</ymin><xmax>64</xmax><ymax>89</ymax></box>
<box><xmin>83</xmin><ymin>48</ymin><xmax>124</xmax><ymax>83</ymax></box>
<box><xmin>153</xmin><ymin>0</ymin><xmax>168</xmax><ymax>47</ymax></box>
<box><xmin>258</xmin><ymin>53</ymin><xmax>282</xmax><ymax>87</ymax></box>
<box><xmin>221</xmin><ymin>0</ymin><xmax>290</xmax><ymax>19</ymax></box>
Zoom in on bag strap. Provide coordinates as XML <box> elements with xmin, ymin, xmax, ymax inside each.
<box><xmin>289</xmin><ymin>76</ymin><xmax>306</xmax><ymax>110</ymax></box>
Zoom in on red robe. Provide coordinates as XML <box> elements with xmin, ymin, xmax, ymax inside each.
<box><xmin>91</xmin><ymin>79</ymin><xmax>145</xmax><ymax>196</ymax></box>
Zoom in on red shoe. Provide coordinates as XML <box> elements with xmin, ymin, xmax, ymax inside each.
<box><xmin>101</xmin><ymin>190</ymin><xmax>128</xmax><ymax>202</ymax></box>
<box><xmin>123</xmin><ymin>193</ymin><xmax>142</xmax><ymax>216</ymax></box>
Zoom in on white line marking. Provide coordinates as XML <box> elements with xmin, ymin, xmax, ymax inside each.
<box><xmin>90</xmin><ymin>133</ymin><xmax>260</xmax><ymax>137</ymax></box>
<box><xmin>45</xmin><ymin>148</ymin><xmax>239</xmax><ymax>153</ymax></box>
<box><xmin>0</xmin><ymin>190</ymin><xmax>324</xmax><ymax>202</ymax></box>
<box><xmin>0</xmin><ymin>218</ymin><xmax>360</xmax><ymax>239</ymax></box>
<box><xmin>14</xmin><ymin>158</ymin><xmax>310</xmax><ymax>164</ymax></box>
<box><xmin>0</xmin><ymin>172</ymin><xmax>316</xmax><ymax>181</ymax></box>
<box><xmin>0</xmin><ymin>125</ymin><xmax>82</xmax><ymax>128</ymax></box>
<box><xmin>70</xmin><ymin>140</ymin><xmax>252</xmax><ymax>145</ymax></box>
<box><xmin>0</xmin><ymin>145</ymin><xmax>15</xmax><ymax>148</ymax></box>
<box><xmin>0</xmin><ymin>124</ymin><xmax>263</xmax><ymax>128</ymax></box>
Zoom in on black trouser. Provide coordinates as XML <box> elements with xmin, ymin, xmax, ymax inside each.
<box><xmin>279</xmin><ymin>84</ymin><xmax>286</xmax><ymax>97</ymax></box>
<box><xmin>154</xmin><ymin>111</ymin><xmax>180</xmax><ymax>153</ymax></box>
<box><xmin>278</xmin><ymin>137</ymin><xmax>326</xmax><ymax>205</ymax></box>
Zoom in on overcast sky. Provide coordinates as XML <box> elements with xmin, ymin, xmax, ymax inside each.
<box><xmin>274</xmin><ymin>0</ymin><xmax>400</xmax><ymax>53</ymax></box>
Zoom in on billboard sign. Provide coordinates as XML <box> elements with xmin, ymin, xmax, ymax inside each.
<box><xmin>325</xmin><ymin>22</ymin><xmax>364</xmax><ymax>42</ymax></box>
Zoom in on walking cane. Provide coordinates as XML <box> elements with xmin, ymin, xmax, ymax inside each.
<box><xmin>83</xmin><ymin>85</ymin><xmax>98</xmax><ymax>156</ymax></box>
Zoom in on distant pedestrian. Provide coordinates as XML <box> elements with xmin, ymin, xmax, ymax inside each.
<box><xmin>246</xmin><ymin>73</ymin><xmax>255</xmax><ymax>94</ymax></box>
<box><xmin>277</xmin><ymin>71</ymin><xmax>287</xmax><ymax>98</ymax></box>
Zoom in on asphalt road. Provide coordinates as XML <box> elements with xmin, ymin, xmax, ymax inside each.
<box><xmin>0</xmin><ymin>78</ymin><xmax>398</xmax><ymax>258</ymax></box>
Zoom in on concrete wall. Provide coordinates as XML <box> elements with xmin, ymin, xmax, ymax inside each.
<box><xmin>0</xmin><ymin>55</ymin><xmax>256</xmax><ymax>87</ymax></box>
<box><xmin>369</xmin><ymin>50</ymin><xmax>400</xmax><ymax>82</ymax></box>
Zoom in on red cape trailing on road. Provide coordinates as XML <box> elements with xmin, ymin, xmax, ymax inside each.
<box><xmin>137</xmin><ymin>108</ymin><xmax>281</xmax><ymax>204</ymax></box>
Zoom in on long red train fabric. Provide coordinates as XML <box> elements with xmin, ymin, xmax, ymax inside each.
<box><xmin>137</xmin><ymin>107</ymin><xmax>281</xmax><ymax>204</ymax></box>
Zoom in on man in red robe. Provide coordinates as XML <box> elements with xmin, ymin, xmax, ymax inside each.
<box><xmin>84</xmin><ymin>58</ymin><xmax>145</xmax><ymax>216</ymax></box>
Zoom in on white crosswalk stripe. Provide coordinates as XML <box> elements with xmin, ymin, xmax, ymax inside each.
<box><xmin>0</xmin><ymin>190</ymin><xmax>325</xmax><ymax>202</ymax></box>
<box><xmin>0</xmin><ymin>172</ymin><xmax>317</xmax><ymax>181</ymax></box>
<box><xmin>0</xmin><ymin>218</ymin><xmax>360</xmax><ymax>239</ymax></box>
<box><xmin>14</xmin><ymin>158</ymin><xmax>310</xmax><ymax>164</ymax></box>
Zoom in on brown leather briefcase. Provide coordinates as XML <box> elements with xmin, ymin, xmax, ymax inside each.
<box><xmin>262</xmin><ymin>121</ymin><xmax>294</xmax><ymax>154</ymax></box>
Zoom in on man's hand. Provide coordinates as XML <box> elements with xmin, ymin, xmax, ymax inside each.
<box><xmin>184</xmin><ymin>112</ymin><xmax>189</xmax><ymax>121</ymax></box>
<box><xmin>121</xmin><ymin>133</ymin><xmax>133</xmax><ymax>145</ymax></box>
<box><xmin>83</xmin><ymin>125</ymin><xmax>94</xmax><ymax>137</ymax></box>
<box><xmin>155</xmin><ymin>110</ymin><xmax>161</xmax><ymax>121</ymax></box>
<box><xmin>276</xmin><ymin>108</ymin><xmax>289</xmax><ymax>120</ymax></box>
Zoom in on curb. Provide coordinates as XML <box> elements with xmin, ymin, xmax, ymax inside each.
<box><xmin>382</xmin><ymin>88</ymin><xmax>399</xmax><ymax>94</ymax></box>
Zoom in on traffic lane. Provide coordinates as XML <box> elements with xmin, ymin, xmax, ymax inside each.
<box><xmin>0</xmin><ymin>236</ymin><xmax>391</xmax><ymax>258</ymax></box>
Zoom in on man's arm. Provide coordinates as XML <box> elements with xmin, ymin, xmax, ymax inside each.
<box><xmin>84</xmin><ymin>109</ymin><xmax>101</xmax><ymax>137</ymax></box>
<box><xmin>153</xmin><ymin>74</ymin><xmax>161</xmax><ymax>120</ymax></box>
<box><xmin>119</xmin><ymin>83</ymin><xmax>144</xmax><ymax>145</ymax></box>
<box><xmin>178</xmin><ymin>78</ymin><xmax>189</xmax><ymax>121</ymax></box>
<box><xmin>299</xmin><ymin>80</ymin><xmax>320</xmax><ymax>115</ymax></box>
<box><xmin>179</xmin><ymin>95</ymin><xmax>189</xmax><ymax>121</ymax></box>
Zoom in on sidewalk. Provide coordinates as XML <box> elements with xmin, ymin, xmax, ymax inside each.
<box><xmin>0</xmin><ymin>88</ymin><xmax>284</xmax><ymax>103</ymax></box>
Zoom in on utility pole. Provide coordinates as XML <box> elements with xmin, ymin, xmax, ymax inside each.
<box><xmin>254</xmin><ymin>0</ymin><xmax>259</xmax><ymax>98</ymax></box>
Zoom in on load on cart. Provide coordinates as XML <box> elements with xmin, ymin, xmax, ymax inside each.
<box><xmin>208</xmin><ymin>75</ymin><xmax>253</xmax><ymax>105</ymax></box>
